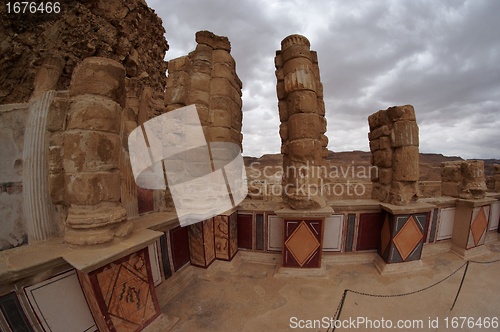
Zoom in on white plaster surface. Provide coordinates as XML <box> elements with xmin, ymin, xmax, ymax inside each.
<box><xmin>0</xmin><ymin>192</ymin><xmax>26</xmax><ymax>251</ymax></box>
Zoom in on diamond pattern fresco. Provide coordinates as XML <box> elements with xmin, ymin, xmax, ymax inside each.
<box><xmin>380</xmin><ymin>215</ymin><xmax>391</xmax><ymax>254</ymax></box>
<box><xmin>91</xmin><ymin>249</ymin><xmax>159</xmax><ymax>332</ymax></box>
<box><xmin>393</xmin><ymin>216</ymin><xmax>424</xmax><ymax>261</ymax></box>
<box><xmin>285</xmin><ymin>221</ymin><xmax>320</xmax><ymax>267</ymax></box>
<box><xmin>471</xmin><ymin>207</ymin><xmax>488</xmax><ymax>247</ymax></box>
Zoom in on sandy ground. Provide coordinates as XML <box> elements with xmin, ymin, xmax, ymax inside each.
<box><xmin>158</xmin><ymin>238</ymin><xmax>500</xmax><ymax>332</ymax></box>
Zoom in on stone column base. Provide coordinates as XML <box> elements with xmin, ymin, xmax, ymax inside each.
<box><xmin>273</xmin><ymin>264</ymin><xmax>327</xmax><ymax>279</ymax></box>
<box><xmin>374</xmin><ymin>255</ymin><xmax>427</xmax><ymax>275</ymax></box>
<box><xmin>378</xmin><ymin>202</ymin><xmax>434</xmax><ymax>264</ymax></box>
<box><xmin>451</xmin><ymin>243</ymin><xmax>490</xmax><ymax>260</ymax></box>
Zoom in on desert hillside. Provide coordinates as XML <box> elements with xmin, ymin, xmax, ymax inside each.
<box><xmin>244</xmin><ymin>151</ymin><xmax>499</xmax><ymax>185</ymax></box>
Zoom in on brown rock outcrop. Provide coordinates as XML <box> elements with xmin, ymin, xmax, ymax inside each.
<box><xmin>0</xmin><ymin>0</ymin><xmax>168</xmax><ymax>107</ymax></box>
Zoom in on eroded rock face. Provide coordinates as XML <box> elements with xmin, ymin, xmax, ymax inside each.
<box><xmin>164</xmin><ymin>30</ymin><xmax>243</xmax><ymax>148</ymax></box>
<box><xmin>368</xmin><ymin>105</ymin><xmax>420</xmax><ymax>205</ymax></box>
<box><xmin>441</xmin><ymin>160</ymin><xmax>487</xmax><ymax>199</ymax></box>
<box><xmin>275</xmin><ymin>34</ymin><xmax>328</xmax><ymax>210</ymax></box>
<box><xmin>0</xmin><ymin>0</ymin><xmax>168</xmax><ymax>104</ymax></box>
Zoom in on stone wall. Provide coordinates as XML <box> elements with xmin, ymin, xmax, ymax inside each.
<box><xmin>275</xmin><ymin>34</ymin><xmax>328</xmax><ymax>210</ymax></box>
<box><xmin>368</xmin><ymin>105</ymin><xmax>419</xmax><ymax>205</ymax></box>
<box><xmin>164</xmin><ymin>31</ymin><xmax>243</xmax><ymax>148</ymax></box>
<box><xmin>0</xmin><ymin>0</ymin><xmax>168</xmax><ymax>109</ymax></box>
<box><xmin>0</xmin><ymin>104</ymin><xmax>28</xmax><ymax>251</ymax></box>
<box><xmin>441</xmin><ymin>160</ymin><xmax>487</xmax><ymax>199</ymax></box>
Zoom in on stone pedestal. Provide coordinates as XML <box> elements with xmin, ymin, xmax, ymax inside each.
<box><xmin>276</xmin><ymin>207</ymin><xmax>333</xmax><ymax>269</ymax></box>
<box><xmin>188</xmin><ymin>219</ymin><xmax>216</xmax><ymax>268</ymax></box>
<box><xmin>65</xmin><ymin>228</ymin><xmax>163</xmax><ymax>332</ymax></box>
<box><xmin>78</xmin><ymin>248</ymin><xmax>160</xmax><ymax>332</ymax></box>
<box><xmin>214</xmin><ymin>211</ymin><xmax>238</xmax><ymax>261</ymax></box>
<box><xmin>378</xmin><ymin>202</ymin><xmax>434</xmax><ymax>266</ymax></box>
<box><xmin>451</xmin><ymin>198</ymin><xmax>496</xmax><ymax>259</ymax></box>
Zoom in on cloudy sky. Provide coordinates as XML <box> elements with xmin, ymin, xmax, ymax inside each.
<box><xmin>146</xmin><ymin>0</ymin><xmax>499</xmax><ymax>159</ymax></box>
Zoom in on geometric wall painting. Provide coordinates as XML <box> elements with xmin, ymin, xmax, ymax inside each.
<box><xmin>379</xmin><ymin>213</ymin><xmax>428</xmax><ymax>264</ymax></box>
<box><xmin>86</xmin><ymin>248</ymin><xmax>160</xmax><ymax>332</ymax></box>
<box><xmin>467</xmin><ymin>206</ymin><xmax>489</xmax><ymax>249</ymax></box>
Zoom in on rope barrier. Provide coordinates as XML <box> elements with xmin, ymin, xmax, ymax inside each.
<box><xmin>327</xmin><ymin>258</ymin><xmax>500</xmax><ymax>332</ymax></box>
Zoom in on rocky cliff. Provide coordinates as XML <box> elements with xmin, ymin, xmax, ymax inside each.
<box><xmin>0</xmin><ymin>0</ymin><xmax>168</xmax><ymax>104</ymax></box>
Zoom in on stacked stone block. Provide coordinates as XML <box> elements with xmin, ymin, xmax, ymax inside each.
<box><xmin>164</xmin><ymin>31</ymin><xmax>243</xmax><ymax>148</ymax></box>
<box><xmin>275</xmin><ymin>34</ymin><xmax>328</xmax><ymax>210</ymax></box>
<box><xmin>368</xmin><ymin>105</ymin><xmax>419</xmax><ymax>205</ymax></box>
<box><xmin>441</xmin><ymin>160</ymin><xmax>487</xmax><ymax>199</ymax></box>
<box><xmin>63</xmin><ymin>57</ymin><xmax>132</xmax><ymax>245</ymax></box>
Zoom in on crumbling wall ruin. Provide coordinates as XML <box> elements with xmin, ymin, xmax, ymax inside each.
<box><xmin>0</xmin><ymin>0</ymin><xmax>168</xmax><ymax>110</ymax></box>
<box><xmin>275</xmin><ymin>34</ymin><xmax>328</xmax><ymax>210</ymax></box>
<box><xmin>441</xmin><ymin>160</ymin><xmax>487</xmax><ymax>199</ymax></box>
<box><xmin>165</xmin><ymin>31</ymin><xmax>243</xmax><ymax>148</ymax></box>
<box><xmin>368</xmin><ymin>105</ymin><xmax>420</xmax><ymax>205</ymax></box>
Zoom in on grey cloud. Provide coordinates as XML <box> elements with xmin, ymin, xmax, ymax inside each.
<box><xmin>147</xmin><ymin>0</ymin><xmax>500</xmax><ymax>159</ymax></box>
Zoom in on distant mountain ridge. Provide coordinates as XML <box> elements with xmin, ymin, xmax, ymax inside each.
<box><xmin>243</xmin><ymin>151</ymin><xmax>499</xmax><ymax>182</ymax></box>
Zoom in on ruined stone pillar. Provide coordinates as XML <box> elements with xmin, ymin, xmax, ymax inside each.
<box><xmin>368</xmin><ymin>105</ymin><xmax>435</xmax><ymax>270</ymax></box>
<box><xmin>368</xmin><ymin>105</ymin><xmax>419</xmax><ymax>205</ymax></box>
<box><xmin>164</xmin><ymin>31</ymin><xmax>243</xmax><ymax>265</ymax></box>
<box><xmin>495</xmin><ymin>164</ymin><xmax>500</xmax><ymax>192</ymax></box>
<box><xmin>165</xmin><ymin>30</ymin><xmax>243</xmax><ymax>148</ymax></box>
<box><xmin>275</xmin><ymin>34</ymin><xmax>328</xmax><ymax>210</ymax></box>
<box><xmin>32</xmin><ymin>54</ymin><xmax>65</xmax><ymax>99</ymax></box>
<box><xmin>440</xmin><ymin>160</ymin><xmax>493</xmax><ymax>258</ymax></box>
<box><xmin>64</xmin><ymin>57</ymin><xmax>132</xmax><ymax>245</ymax></box>
<box><xmin>441</xmin><ymin>160</ymin><xmax>487</xmax><ymax>199</ymax></box>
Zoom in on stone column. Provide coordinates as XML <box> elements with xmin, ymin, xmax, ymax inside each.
<box><xmin>165</xmin><ymin>30</ymin><xmax>243</xmax><ymax>148</ymax></box>
<box><xmin>368</xmin><ymin>106</ymin><xmax>434</xmax><ymax>271</ymax></box>
<box><xmin>23</xmin><ymin>90</ymin><xmax>59</xmax><ymax>243</ymax></box>
<box><xmin>164</xmin><ymin>31</ymin><xmax>244</xmax><ymax>264</ymax></box>
<box><xmin>493</xmin><ymin>164</ymin><xmax>500</xmax><ymax>192</ymax></box>
<box><xmin>368</xmin><ymin>105</ymin><xmax>419</xmax><ymax>205</ymax></box>
<box><xmin>274</xmin><ymin>35</ymin><xmax>331</xmax><ymax>271</ymax></box>
<box><xmin>23</xmin><ymin>55</ymin><xmax>66</xmax><ymax>243</ymax></box>
<box><xmin>64</xmin><ymin>57</ymin><xmax>132</xmax><ymax>245</ymax></box>
<box><xmin>275</xmin><ymin>34</ymin><xmax>328</xmax><ymax>210</ymax></box>
<box><xmin>440</xmin><ymin>160</ymin><xmax>492</xmax><ymax>258</ymax></box>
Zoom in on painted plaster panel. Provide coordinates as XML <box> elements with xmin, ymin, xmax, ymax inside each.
<box><xmin>24</xmin><ymin>269</ymin><xmax>97</xmax><ymax>332</ymax></box>
<box><xmin>267</xmin><ymin>215</ymin><xmax>283</xmax><ymax>251</ymax></box>
<box><xmin>437</xmin><ymin>207</ymin><xmax>456</xmax><ymax>241</ymax></box>
<box><xmin>489</xmin><ymin>201</ymin><xmax>500</xmax><ymax>231</ymax></box>
<box><xmin>323</xmin><ymin>215</ymin><xmax>344</xmax><ymax>252</ymax></box>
